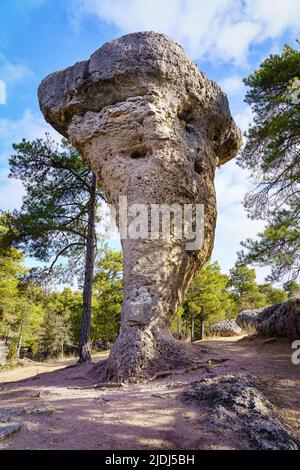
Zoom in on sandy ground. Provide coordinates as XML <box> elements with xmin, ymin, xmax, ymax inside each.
<box><xmin>0</xmin><ymin>336</ymin><xmax>299</xmax><ymax>450</ymax></box>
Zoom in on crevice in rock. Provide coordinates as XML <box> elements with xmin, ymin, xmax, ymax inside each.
<box><xmin>130</xmin><ymin>147</ymin><xmax>148</xmax><ymax>159</ymax></box>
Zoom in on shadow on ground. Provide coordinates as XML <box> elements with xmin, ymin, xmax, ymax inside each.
<box><xmin>0</xmin><ymin>337</ymin><xmax>299</xmax><ymax>450</ymax></box>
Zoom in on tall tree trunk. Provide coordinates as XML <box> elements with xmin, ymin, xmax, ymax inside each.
<box><xmin>177</xmin><ymin>317</ymin><xmax>181</xmax><ymax>334</ymax></box>
<box><xmin>199</xmin><ymin>306</ymin><xmax>205</xmax><ymax>340</ymax></box>
<box><xmin>185</xmin><ymin>317</ymin><xmax>189</xmax><ymax>337</ymax></box>
<box><xmin>199</xmin><ymin>318</ymin><xmax>205</xmax><ymax>340</ymax></box>
<box><xmin>78</xmin><ymin>174</ymin><xmax>96</xmax><ymax>364</ymax></box>
<box><xmin>17</xmin><ymin>321</ymin><xmax>24</xmax><ymax>358</ymax></box>
<box><xmin>191</xmin><ymin>314</ymin><xmax>195</xmax><ymax>342</ymax></box>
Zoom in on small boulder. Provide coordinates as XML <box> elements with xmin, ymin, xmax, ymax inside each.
<box><xmin>183</xmin><ymin>374</ymin><xmax>299</xmax><ymax>450</ymax></box>
<box><xmin>0</xmin><ymin>422</ymin><xmax>22</xmax><ymax>440</ymax></box>
<box><xmin>0</xmin><ymin>407</ymin><xmax>24</xmax><ymax>423</ymax></box>
<box><xmin>237</xmin><ymin>299</ymin><xmax>300</xmax><ymax>339</ymax></box>
<box><xmin>210</xmin><ymin>319</ymin><xmax>242</xmax><ymax>337</ymax></box>
<box><xmin>236</xmin><ymin>308</ymin><xmax>265</xmax><ymax>333</ymax></box>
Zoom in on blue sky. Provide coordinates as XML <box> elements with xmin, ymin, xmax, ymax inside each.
<box><xmin>0</xmin><ymin>0</ymin><xmax>299</xmax><ymax>283</ymax></box>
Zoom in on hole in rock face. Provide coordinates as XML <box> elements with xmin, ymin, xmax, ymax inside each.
<box><xmin>185</xmin><ymin>123</ymin><xmax>194</xmax><ymax>133</ymax></box>
<box><xmin>130</xmin><ymin>148</ymin><xmax>148</xmax><ymax>159</ymax></box>
<box><xmin>177</xmin><ymin>106</ymin><xmax>194</xmax><ymax>124</ymax></box>
<box><xmin>194</xmin><ymin>157</ymin><xmax>204</xmax><ymax>174</ymax></box>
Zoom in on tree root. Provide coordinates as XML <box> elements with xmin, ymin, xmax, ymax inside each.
<box><xmin>149</xmin><ymin>358</ymin><xmax>229</xmax><ymax>381</ymax></box>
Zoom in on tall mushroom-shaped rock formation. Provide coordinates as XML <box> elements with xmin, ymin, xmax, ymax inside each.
<box><xmin>38</xmin><ymin>32</ymin><xmax>242</xmax><ymax>382</ymax></box>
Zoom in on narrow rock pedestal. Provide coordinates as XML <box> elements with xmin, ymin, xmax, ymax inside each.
<box><xmin>38</xmin><ymin>32</ymin><xmax>242</xmax><ymax>382</ymax></box>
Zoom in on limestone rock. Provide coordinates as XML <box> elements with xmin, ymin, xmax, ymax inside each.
<box><xmin>210</xmin><ymin>319</ymin><xmax>242</xmax><ymax>336</ymax></box>
<box><xmin>236</xmin><ymin>308</ymin><xmax>264</xmax><ymax>333</ymax></box>
<box><xmin>0</xmin><ymin>422</ymin><xmax>22</xmax><ymax>440</ymax></box>
<box><xmin>38</xmin><ymin>32</ymin><xmax>242</xmax><ymax>381</ymax></box>
<box><xmin>0</xmin><ymin>406</ymin><xmax>53</xmax><ymax>422</ymax></box>
<box><xmin>0</xmin><ymin>407</ymin><xmax>24</xmax><ymax>422</ymax></box>
<box><xmin>237</xmin><ymin>299</ymin><xmax>300</xmax><ymax>339</ymax></box>
<box><xmin>262</xmin><ymin>337</ymin><xmax>277</xmax><ymax>344</ymax></box>
<box><xmin>183</xmin><ymin>374</ymin><xmax>299</xmax><ymax>450</ymax></box>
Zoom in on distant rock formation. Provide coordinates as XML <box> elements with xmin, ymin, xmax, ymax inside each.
<box><xmin>237</xmin><ymin>299</ymin><xmax>300</xmax><ymax>339</ymax></box>
<box><xmin>210</xmin><ymin>319</ymin><xmax>242</xmax><ymax>336</ymax></box>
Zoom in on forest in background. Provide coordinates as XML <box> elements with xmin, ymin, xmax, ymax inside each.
<box><xmin>1</xmin><ymin>40</ymin><xmax>300</xmax><ymax>364</ymax></box>
<box><xmin>1</xmin><ymin>219</ymin><xmax>298</xmax><ymax>362</ymax></box>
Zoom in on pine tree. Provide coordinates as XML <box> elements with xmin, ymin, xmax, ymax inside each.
<box><xmin>8</xmin><ymin>136</ymin><xmax>103</xmax><ymax>363</ymax></box>
<box><xmin>228</xmin><ymin>263</ymin><xmax>266</xmax><ymax>313</ymax></box>
<box><xmin>237</xmin><ymin>42</ymin><xmax>300</xmax><ymax>281</ymax></box>
<box><xmin>92</xmin><ymin>249</ymin><xmax>123</xmax><ymax>346</ymax></box>
<box><xmin>182</xmin><ymin>262</ymin><xmax>235</xmax><ymax>339</ymax></box>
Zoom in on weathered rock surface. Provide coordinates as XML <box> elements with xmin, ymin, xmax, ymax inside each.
<box><xmin>0</xmin><ymin>340</ymin><xmax>7</xmax><ymax>365</ymax></box>
<box><xmin>237</xmin><ymin>299</ymin><xmax>300</xmax><ymax>339</ymax></box>
<box><xmin>0</xmin><ymin>422</ymin><xmax>22</xmax><ymax>441</ymax></box>
<box><xmin>0</xmin><ymin>406</ymin><xmax>53</xmax><ymax>422</ymax></box>
<box><xmin>38</xmin><ymin>32</ymin><xmax>242</xmax><ymax>381</ymax></box>
<box><xmin>0</xmin><ymin>407</ymin><xmax>24</xmax><ymax>422</ymax></box>
<box><xmin>0</xmin><ymin>407</ymin><xmax>23</xmax><ymax>441</ymax></box>
<box><xmin>0</xmin><ymin>405</ymin><xmax>53</xmax><ymax>441</ymax></box>
<box><xmin>183</xmin><ymin>374</ymin><xmax>299</xmax><ymax>450</ymax></box>
<box><xmin>236</xmin><ymin>308</ymin><xmax>264</xmax><ymax>333</ymax></box>
<box><xmin>210</xmin><ymin>319</ymin><xmax>242</xmax><ymax>336</ymax></box>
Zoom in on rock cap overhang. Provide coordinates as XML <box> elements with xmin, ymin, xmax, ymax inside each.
<box><xmin>38</xmin><ymin>31</ymin><xmax>242</xmax><ymax>165</ymax></box>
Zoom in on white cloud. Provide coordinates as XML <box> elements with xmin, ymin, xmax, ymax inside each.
<box><xmin>234</xmin><ymin>106</ymin><xmax>254</xmax><ymax>134</ymax></box>
<box><xmin>215</xmin><ymin>160</ymin><xmax>251</xmax><ymax>206</ymax></box>
<box><xmin>0</xmin><ymin>110</ymin><xmax>61</xmax><ymax>211</ymax></box>
<box><xmin>72</xmin><ymin>0</ymin><xmax>300</xmax><ymax>64</ymax></box>
<box><xmin>213</xmin><ymin>159</ymin><xmax>268</xmax><ymax>279</ymax></box>
<box><xmin>220</xmin><ymin>75</ymin><xmax>245</xmax><ymax>96</ymax></box>
<box><xmin>0</xmin><ymin>109</ymin><xmax>60</xmax><ymax>151</ymax></box>
<box><xmin>0</xmin><ymin>168</ymin><xmax>24</xmax><ymax>211</ymax></box>
<box><xmin>213</xmin><ymin>201</ymin><xmax>268</xmax><ymax>282</ymax></box>
<box><xmin>0</xmin><ymin>80</ymin><xmax>6</xmax><ymax>104</ymax></box>
<box><xmin>213</xmin><ymin>19</ymin><xmax>260</xmax><ymax>64</ymax></box>
<box><xmin>245</xmin><ymin>0</ymin><xmax>300</xmax><ymax>37</ymax></box>
<box><xmin>0</xmin><ymin>52</ymin><xmax>34</xmax><ymax>86</ymax></box>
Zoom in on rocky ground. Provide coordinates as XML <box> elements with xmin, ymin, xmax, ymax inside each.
<box><xmin>0</xmin><ymin>336</ymin><xmax>299</xmax><ymax>450</ymax></box>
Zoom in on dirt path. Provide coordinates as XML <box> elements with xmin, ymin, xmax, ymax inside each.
<box><xmin>0</xmin><ymin>336</ymin><xmax>299</xmax><ymax>450</ymax></box>
<box><xmin>0</xmin><ymin>352</ymin><xmax>107</xmax><ymax>383</ymax></box>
